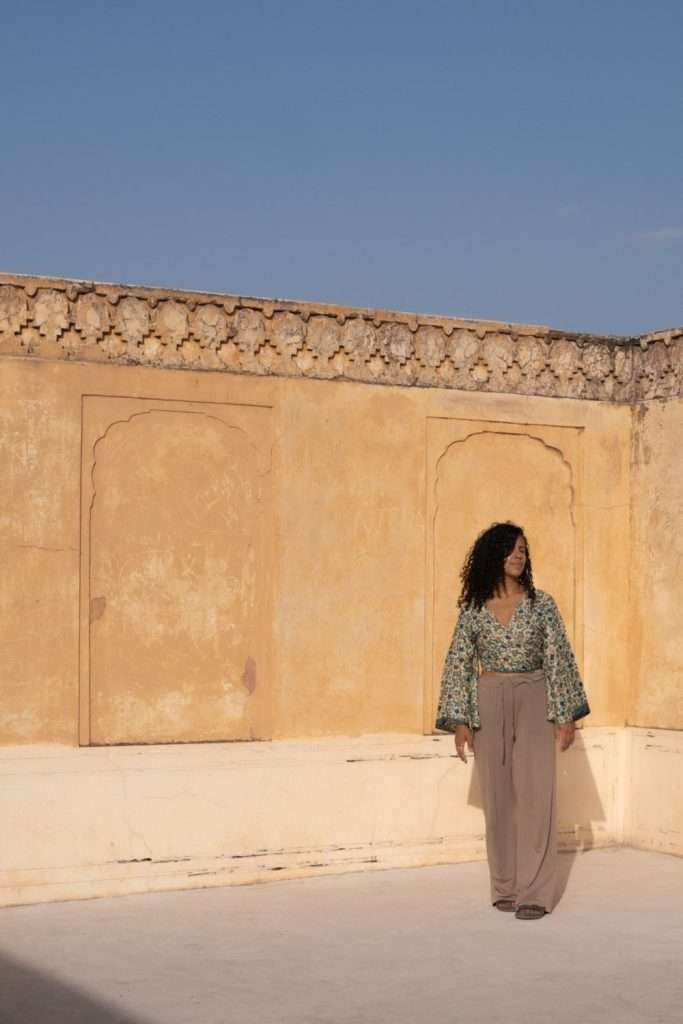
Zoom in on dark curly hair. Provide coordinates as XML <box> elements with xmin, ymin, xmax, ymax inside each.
<box><xmin>458</xmin><ymin>521</ymin><xmax>536</xmax><ymax>609</ymax></box>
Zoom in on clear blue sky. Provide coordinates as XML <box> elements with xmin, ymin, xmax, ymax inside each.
<box><xmin>2</xmin><ymin>1</ymin><xmax>681</xmax><ymax>335</ymax></box>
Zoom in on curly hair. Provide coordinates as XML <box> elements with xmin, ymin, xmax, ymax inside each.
<box><xmin>458</xmin><ymin>521</ymin><xmax>536</xmax><ymax>609</ymax></box>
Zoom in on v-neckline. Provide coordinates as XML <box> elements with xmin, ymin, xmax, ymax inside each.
<box><xmin>483</xmin><ymin>593</ymin><xmax>528</xmax><ymax>630</ymax></box>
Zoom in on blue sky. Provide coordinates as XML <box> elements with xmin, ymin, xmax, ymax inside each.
<box><xmin>1</xmin><ymin>1</ymin><xmax>681</xmax><ymax>334</ymax></box>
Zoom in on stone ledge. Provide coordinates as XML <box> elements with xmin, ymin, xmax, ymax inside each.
<box><xmin>0</xmin><ymin>728</ymin><xmax>624</xmax><ymax>907</ymax></box>
<box><xmin>1</xmin><ymin>273</ymin><xmax>681</xmax><ymax>402</ymax></box>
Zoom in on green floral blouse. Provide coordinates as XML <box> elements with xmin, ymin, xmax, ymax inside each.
<box><xmin>435</xmin><ymin>589</ymin><xmax>590</xmax><ymax>732</ymax></box>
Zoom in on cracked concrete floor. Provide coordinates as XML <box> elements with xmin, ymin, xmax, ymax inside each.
<box><xmin>0</xmin><ymin>847</ymin><xmax>681</xmax><ymax>1024</ymax></box>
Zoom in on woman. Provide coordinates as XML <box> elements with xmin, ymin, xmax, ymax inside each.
<box><xmin>435</xmin><ymin>521</ymin><xmax>590</xmax><ymax>920</ymax></box>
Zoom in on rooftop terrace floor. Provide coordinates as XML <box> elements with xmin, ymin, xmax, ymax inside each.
<box><xmin>0</xmin><ymin>847</ymin><xmax>681</xmax><ymax>1024</ymax></box>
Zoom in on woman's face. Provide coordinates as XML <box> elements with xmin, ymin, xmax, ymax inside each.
<box><xmin>503</xmin><ymin>534</ymin><xmax>527</xmax><ymax>578</ymax></box>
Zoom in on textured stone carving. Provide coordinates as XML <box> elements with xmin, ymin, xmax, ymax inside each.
<box><xmin>0</xmin><ymin>273</ymin><xmax>681</xmax><ymax>402</ymax></box>
<box><xmin>550</xmin><ymin>338</ymin><xmax>580</xmax><ymax>390</ymax></box>
<box><xmin>614</xmin><ymin>345</ymin><xmax>634</xmax><ymax>385</ymax></box>
<box><xmin>482</xmin><ymin>333</ymin><xmax>514</xmax><ymax>388</ymax></box>
<box><xmin>442</xmin><ymin>331</ymin><xmax>475</xmax><ymax>390</ymax></box>
<box><xmin>670</xmin><ymin>338</ymin><xmax>683</xmax><ymax>377</ymax></box>
<box><xmin>33</xmin><ymin>289</ymin><xmax>69</xmax><ymax>341</ymax></box>
<box><xmin>74</xmin><ymin>293</ymin><xmax>112</xmax><ymax>343</ymax></box>
<box><xmin>379</xmin><ymin>322</ymin><xmax>415</xmax><ymax>365</ymax></box>
<box><xmin>153</xmin><ymin>300</ymin><xmax>189</xmax><ymax>348</ymax></box>
<box><xmin>190</xmin><ymin>304</ymin><xmax>228</xmax><ymax>349</ymax></box>
<box><xmin>414</xmin><ymin>326</ymin><xmax>445</xmax><ymax>368</ymax></box>
<box><xmin>342</xmin><ymin>318</ymin><xmax>376</xmax><ymax>358</ymax></box>
<box><xmin>584</xmin><ymin>343</ymin><xmax>612</xmax><ymax>381</ymax></box>
<box><xmin>232</xmin><ymin>308</ymin><xmax>265</xmax><ymax>353</ymax></box>
<box><xmin>100</xmin><ymin>332</ymin><xmax>127</xmax><ymax>360</ymax></box>
<box><xmin>0</xmin><ymin>285</ymin><xmax>29</xmax><ymax>339</ymax></box>
<box><xmin>517</xmin><ymin>336</ymin><xmax>547</xmax><ymax>379</ymax></box>
<box><xmin>640</xmin><ymin>341</ymin><xmax>675</xmax><ymax>400</ymax></box>
<box><xmin>115</xmin><ymin>297</ymin><xmax>150</xmax><ymax>347</ymax></box>
<box><xmin>271</xmin><ymin>311</ymin><xmax>306</xmax><ymax>356</ymax></box>
<box><xmin>307</xmin><ymin>315</ymin><xmax>341</xmax><ymax>358</ymax></box>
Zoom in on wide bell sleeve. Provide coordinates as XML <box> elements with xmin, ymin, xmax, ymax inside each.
<box><xmin>434</xmin><ymin>606</ymin><xmax>479</xmax><ymax>732</ymax></box>
<box><xmin>540</xmin><ymin>592</ymin><xmax>590</xmax><ymax>724</ymax></box>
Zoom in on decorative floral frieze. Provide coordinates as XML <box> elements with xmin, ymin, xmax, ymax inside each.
<box><xmin>0</xmin><ymin>285</ymin><xmax>29</xmax><ymax>339</ymax></box>
<box><xmin>0</xmin><ymin>274</ymin><xmax>681</xmax><ymax>403</ymax></box>
<box><xmin>32</xmin><ymin>288</ymin><xmax>70</xmax><ymax>342</ymax></box>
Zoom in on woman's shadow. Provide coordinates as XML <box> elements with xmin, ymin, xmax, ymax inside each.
<box><xmin>466</xmin><ymin>728</ymin><xmax>605</xmax><ymax>907</ymax></box>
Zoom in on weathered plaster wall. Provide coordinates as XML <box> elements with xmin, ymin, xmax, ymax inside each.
<box><xmin>0</xmin><ymin>272</ymin><xmax>680</xmax><ymax>908</ymax></box>
<box><xmin>626</xmin><ymin>729</ymin><xmax>683</xmax><ymax>856</ymax></box>
<box><xmin>0</xmin><ymin>360</ymin><xmax>80</xmax><ymax>743</ymax></box>
<box><xmin>625</xmin><ymin>401</ymin><xmax>683</xmax><ymax>860</ymax></box>
<box><xmin>0</xmin><ymin>353</ymin><xmax>631</xmax><ymax>746</ymax></box>
<box><xmin>630</xmin><ymin>400</ymin><xmax>683</xmax><ymax>730</ymax></box>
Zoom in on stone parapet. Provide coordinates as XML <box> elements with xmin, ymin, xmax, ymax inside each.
<box><xmin>1</xmin><ymin>273</ymin><xmax>681</xmax><ymax>402</ymax></box>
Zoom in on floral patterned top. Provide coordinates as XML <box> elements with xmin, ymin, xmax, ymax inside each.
<box><xmin>434</xmin><ymin>589</ymin><xmax>590</xmax><ymax>732</ymax></box>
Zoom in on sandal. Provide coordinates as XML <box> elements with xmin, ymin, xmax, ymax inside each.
<box><xmin>493</xmin><ymin>899</ymin><xmax>517</xmax><ymax>913</ymax></box>
<box><xmin>515</xmin><ymin>904</ymin><xmax>547</xmax><ymax>920</ymax></box>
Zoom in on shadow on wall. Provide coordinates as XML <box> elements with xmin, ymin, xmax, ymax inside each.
<box><xmin>0</xmin><ymin>950</ymin><xmax>151</xmax><ymax>1024</ymax></box>
<box><xmin>465</xmin><ymin>731</ymin><xmax>605</xmax><ymax>906</ymax></box>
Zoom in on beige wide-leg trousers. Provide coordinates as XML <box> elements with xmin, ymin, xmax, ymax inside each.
<box><xmin>474</xmin><ymin>669</ymin><xmax>557</xmax><ymax>912</ymax></box>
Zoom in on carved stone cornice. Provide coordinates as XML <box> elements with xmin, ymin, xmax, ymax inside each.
<box><xmin>1</xmin><ymin>273</ymin><xmax>681</xmax><ymax>402</ymax></box>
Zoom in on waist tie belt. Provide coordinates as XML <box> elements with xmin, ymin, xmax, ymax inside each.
<box><xmin>479</xmin><ymin>669</ymin><xmax>546</xmax><ymax>765</ymax></box>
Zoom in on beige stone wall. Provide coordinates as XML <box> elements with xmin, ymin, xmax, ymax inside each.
<box><xmin>1</xmin><ymin>272</ymin><xmax>681</xmax><ymax>907</ymax></box>
<box><xmin>0</xmin><ymin>359</ymin><xmax>80</xmax><ymax>743</ymax></box>
<box><xmin>627</xmin><ymin>728</ymin><xmax>683</xmax><ymax>854</ymax></box>
<box><xmin>5</xmin><ymin>270</ymin><xmax>681</xmax><ymax>746</ymax></box>
<box><xmin>0</xmin><ymin>350</ymin><xmax>630</xmax><ymax>746</ymax></box>
<box><xmin>630</xmin><ymin>399</ymin><xmax>683</xmax><ymax>729</ymax></box>
<box><xmin>0</xmin><ymin>728</ymin><xmax>629</xmax><ymax>908</ymax></box>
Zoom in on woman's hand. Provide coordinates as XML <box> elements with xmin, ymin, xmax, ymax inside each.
<box><xmin>454</xmin><ymin>724</ymin><xmax>474</xmax><ymax>763</ymax></box>
<box><xmin>554</xmin><ymin>721</ymin><xmax>576</xmax><ymax>751</ymax></box>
